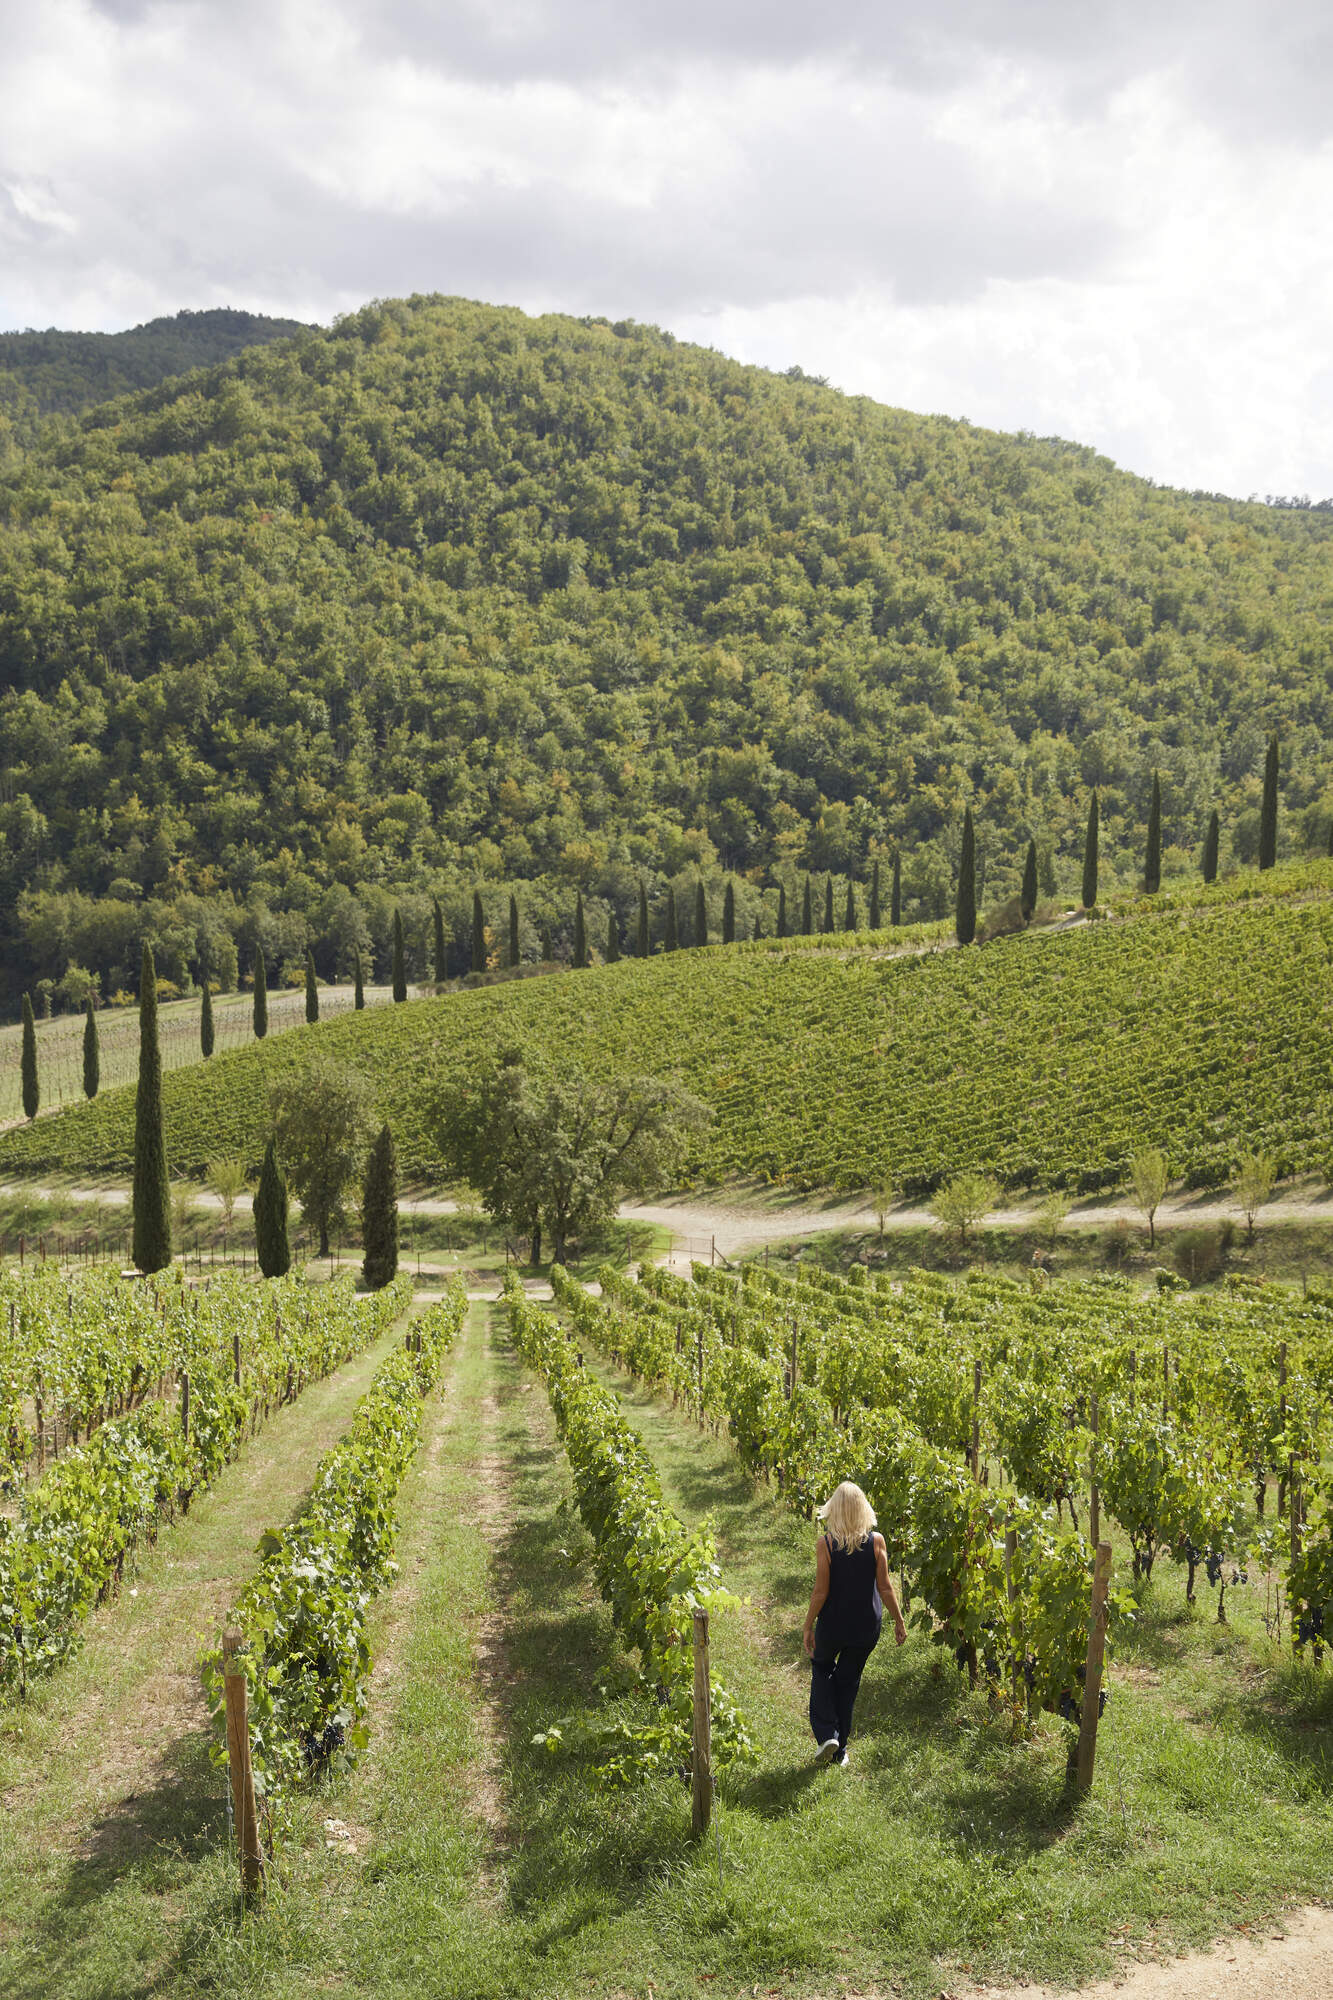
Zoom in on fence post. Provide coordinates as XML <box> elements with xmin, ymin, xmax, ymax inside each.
<box><xmin>1074</xmin><ymin>1541</ymin><xmax>1112</xmax><ymax>1794</ymax></box>
<box><xmin>222</xmin><ymin>1628</ymin><xmax>265</xmax><ymax>1897</ymax></box>
<box><xmin>1004</xmin><ymin>1508</ymin><xmax>1019</xmax><ymax>1709</ymax></box>
<box><xmin>1089</xmin><ymin>1393</ymin><xmax>1100</xmax><ymax>1548</ymax></box>
<box><xmin>691</xmin><ymin>1607</ymin><xmax>712</xmax><ymax>1839</ymax></box>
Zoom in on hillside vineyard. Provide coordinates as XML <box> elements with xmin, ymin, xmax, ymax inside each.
<box><xmin>3</xmin><ymin>874</ymin><xmax>1328</xmax><ymax>1193</ymax></box>
<box><xmin>3</xmin><ymin>294</ymin><xmax>1333</xmax><ymax>1010</ymax></box>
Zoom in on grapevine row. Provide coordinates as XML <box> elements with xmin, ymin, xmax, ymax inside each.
<box><xmin>0</xmin><ymin>1269</ymin><xmax>412</xmax><ymax>1698</ymax></box>
<box><xmin>205</xmin><ymin>1280</ymin><xmax>467</xmax><ymax>1807</ymax></box>
<box><xmin>503</xmin><ymin>1273</ymin><xmax>751</xmax><ymax>1785</ymax></box>
<box><xmin>551</xmin><ymin>1265</ymin><xmax>1102</xmax><ymax>1729</ymax></box>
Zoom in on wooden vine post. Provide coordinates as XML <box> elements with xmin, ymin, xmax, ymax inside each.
<box><xmin>970</xmin><ymin>1360</ymin><xmax>981</xmax><ymax>1482</ymax></box>
<box><xmin>789</xmin><ymin>1320</ymin><xmax>799</xmax><ymax>1400</ymax></box>
<box><xmin>233</xmin><ymin>1331</ymin><xmax>242</xmax><ymax>1389</ymax></box>
<box><xmin>1003</xmin><ymin>1509</ymin><xmax>1019</xmax><ymax>1710</ymax></box>
<box><xmin>222</xmin><ymin>1627</ymin><xmax>265</xmax><ymax>1897</ymax></box>
<box><xmin>1088</xmin><ymin>1393</ymin><xmax>1100</xmax><ymax>1548</ymax></box>
<box><xmin>180</xmin><ymin>1370</ymin><xmax>190</xmax><ymax>1445</ymax></box>
<box><xmin>691</xmin><ymin>1607</ymin><xmax>712</xmax><ymax>1839</ymax></box>
<box><xmin>1074</xmin><ymin>1541</ymin><xmax>1112</xmax><ymax>1794</ymax></box>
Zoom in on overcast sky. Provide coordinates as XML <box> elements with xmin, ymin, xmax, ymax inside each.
<box><xmin>2</xmin><ymin>0</ymin><xmax>1330</xmax><ymax>499</ymax></box>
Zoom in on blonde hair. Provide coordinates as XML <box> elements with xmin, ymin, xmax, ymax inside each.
<box><xmin>817</xmin><ymin>1481</ymin><xmax>877</xmax><ymax>1551</ymax></box>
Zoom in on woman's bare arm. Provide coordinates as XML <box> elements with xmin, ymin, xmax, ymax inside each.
<box><xmin>875</xmin><ymin>1534</ymin><xmax>907</xmax><ymax>1644</ymax></box>
<box><xmin>802</xmin><ymin>1537</ymin><xmax>830</xmax><ymax>1657</ymax></box>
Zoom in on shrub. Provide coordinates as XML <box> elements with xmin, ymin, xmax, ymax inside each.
<box><xmin>1172</xmin><ymin>1225</ymin><xmax>1226</xmax><ymax>1285</ymax></box>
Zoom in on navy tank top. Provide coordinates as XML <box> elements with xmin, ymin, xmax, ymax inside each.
<box><xmin>817</xmin><ymin>1530</ymin><xmax>883</xmax><ymax>1648</ymax></box>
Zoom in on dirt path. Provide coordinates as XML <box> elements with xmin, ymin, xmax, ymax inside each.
<box><xmin>8</xmin><ymin>1176</ymin><xmax>1332</xmax><ymax>1266</ymax></box>
<box><xmin>621</xmin><ymin>1182</ymin><xmax>1333</xmax><ymax>1265</ymax></box>
<box><xmin>968</xmin><ymin>1904</ymin><xmax>1333</xmax><ymax>1999</ymax></box>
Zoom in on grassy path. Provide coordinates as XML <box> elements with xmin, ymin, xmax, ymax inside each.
<box><xmin>0</xmin><ymin>1312</ymin><xmax>411</xmax><ymax>2000</ymax></box>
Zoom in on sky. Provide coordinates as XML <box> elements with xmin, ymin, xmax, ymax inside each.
<box><xmin>1</xmin><ymin>0</ymin><xmax>1330</xmax><ymax>499</ymax></box>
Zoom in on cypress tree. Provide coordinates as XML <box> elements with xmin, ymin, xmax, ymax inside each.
<box><xmin>722</xmin><ymin>879</ymin><xmax>735</xmax><ymax>944</ymax></box>
<box><xmin>509</xmin><ymin>893</ymin><xmax>521</xmax><ymax>969</ymax></box>
<box><xmin>869</xmin><ymin>858</ymin><xmax>881</xmax><ymax>929</ymax></box>
<box><xmin>354</xmin><ymin>950</ymin><xmax>365</xmax><ymax>1010</ymax></box>
<box><xmin>955</xmin><ymin>807</ymin><xmax>977</xmax><ymax>947</ymax></box>
<box><xmin>83</xmin><ymin>996</ymin><xmax>100</xmax><ymax>1099</ymax></box>
<box><xmin>1082</xmin><ymin>791</ymin><xmax>1100</xmax><ymax>910</ymax></box>
<box><xmin>252</xmin><ymin>948</ymin><xmax>268</xmax><ymax>1040</ymax></box>
<box><xmin>752</xmin><ymin>908</ymin><xmax>763</xmax><ymax>941</ymax></box>
<box><xmin>637</xmin><ymin>880</ymin><xmax>649</xmax><ymax>958</ymax></box>
<box><xmin>1144</xmin><ymin>772</ymin><xmax>1162</xmax><ymax>895</ymax></box>
<box><xmin>801</xmin><ymin>877</ymin><xmax>813</xmax><ymax>935</ymax></box>
<box><xmin>132</xmin><ymin>943</ymin><xmax>171</xmax><ymax>1273</ymax></box>
<box><xmin>433</xmin><ymin>897</ymin><xmax>447</xmax><ymax>984</ymax></box>
<box><xmin>822</xmin><ymin>876</ymin><xmax>834</xmax><ymax>934</ymax></box>
<box><xmin>605</xmin><ymin>909</ymin><xmax>620</xmax><ymax>963</ymax></box>
<box><xmin>573</xmin><ymin>891</ymin><xmax>588</xmax><ymax>968</ymax></box>
<box><xmin>891</xmin><ymin>851</ymin><xmax>902</xmax><ymax>926</ymax></box>
<box><xmin>361</xmin><ymin>1123</ymin><xmax>399</xmax><ymax>1290</ymax></box>
<box><xmin>844</xmin><ymin>881</ymin><xmax>857</xmax><ymax>932</ymax></box>
<box><xmin>1202</xmin><ymin>810</ymin><xmax>1220</xmax><ymax>883</ymax></box>
<box><xmin>694</xmin><ymin>879</ymin><xmax>708</xmax><ymax>947</ymax></box>
<box><xmin>777</xmin><ymin>884</ymin><xmax>788</xmax><ymax>938</ymax></box>
<box><xmin>1021</xmin><ymin>838</ymin><xmax>1038</xmax><ymax>921</ymax></box>
<box><xmin>20</xmin><ymin>993</ymin><xmax>38</xmax><ymax>1122</ymax></box>
<box><xmin>470</xmin><ymin>892</ymin><xmax>485</xmax><ymax>975</ymax></box>
<box><xmin>665</xmin><ymin>888</ymin><xmax>679</xmax><ymax>952</ymax></box>
<box><xmin>1327</xmin><ymin>813</ymin><xmax>1333</xmax><ymax>860</ymax></box>
<box><xmin>200</xmin><ymin>969</ymin><xmax>215</xmax><ymax>1057</ymax></box>
<box><xmin>254</xmin><ymin>1138</ymin><xmax>291</xmax><ymax>1279</ymax></box>
<box><xmin>304</xmin><ymin>947</ymin><xmax>319</xmax><ymax>1023</ymax></box>
<box><xmin>1259</xmin><ymin>733</ymin><xmax>1279</xmax><ymax>869</ymax></box>
<box><xmin>393</xmin><ymin>908</ymin><xmax>409</xmax><ymax>999</ymax></box>
<box><xmin>540</xmin><ymin>924</ymin><xmax>553</xmax><ymax>963</ymax></box>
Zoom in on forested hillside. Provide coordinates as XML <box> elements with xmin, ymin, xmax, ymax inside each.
<box><xmin>0</xmin><ymin>308</ymin><xmax>310</xmax><ymax>444</ymax></box>
<box><xmin>3</xmin><ymin>292</ymin><xmax>1333</xmax><ymax>1012</ymax></box>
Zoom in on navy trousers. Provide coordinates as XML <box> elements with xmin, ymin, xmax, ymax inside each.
<box><xmin>809</xmin><ymin>1628</ymin><xmax>879</xmax><ymax>1747</ymax></box>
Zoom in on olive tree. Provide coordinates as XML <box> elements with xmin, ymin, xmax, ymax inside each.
<box><xmin>1234</xmin><ymin>1150</ymin><xmax>1277</xmax><ymax>1244</ymax></box>
<box><xmin>930</xmin><ymin>1170</ymin><xmax>1001</xmax><ymax>1247</ymax></box>
<box><xmin>1128</xmin><ymin>1147</ymin><xmax>1169</xmax><ymax>1248</ymax></box>
<box><xmin>207</xmin><ymin>1156</ymin><xmax>250</xmax><ymax>1230</ymax></box>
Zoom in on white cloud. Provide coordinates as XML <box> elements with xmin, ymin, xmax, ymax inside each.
<box><xmin>0</xmin><ymin>0</ymin><xmax>1330</xmax><ymax>495</ymax></box>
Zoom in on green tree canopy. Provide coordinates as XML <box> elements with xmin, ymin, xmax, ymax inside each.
<box><xmin>269</xmin><ymin>1057</ymin><xmax>375</xmax><ymax>1257</ymax></box>
<box><xmin>430</xmin><ymin>1051</ymin><xmax>709</xmax><ymax>1265</ymax></box>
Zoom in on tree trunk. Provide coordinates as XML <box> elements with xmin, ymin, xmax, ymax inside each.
<box><xmin>318</xmin><ymin>1218</ymin><xmax>330</xmax><ymax>1257</ymax></box>
<box><xmin>530</xmin><ymin>1220</ymin><xmax>542</xmax><ymax>1267</ymax></box>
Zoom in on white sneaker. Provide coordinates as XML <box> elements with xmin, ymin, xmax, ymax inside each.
<box><xmin>814</xmin><ymin>1737</ymin><xmax>840</xmax><ymax>1765</ymax></box>
<box><xmin>835</xmin><ymin>1748</ymin><xmax>849</xmax><ymax>1766</ymax></box>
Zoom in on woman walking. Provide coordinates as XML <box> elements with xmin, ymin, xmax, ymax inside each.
<box><xmin>803</xmin><ymin>1480</ymin><xmax>905</xmax><ymax>1765</ymax></box>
